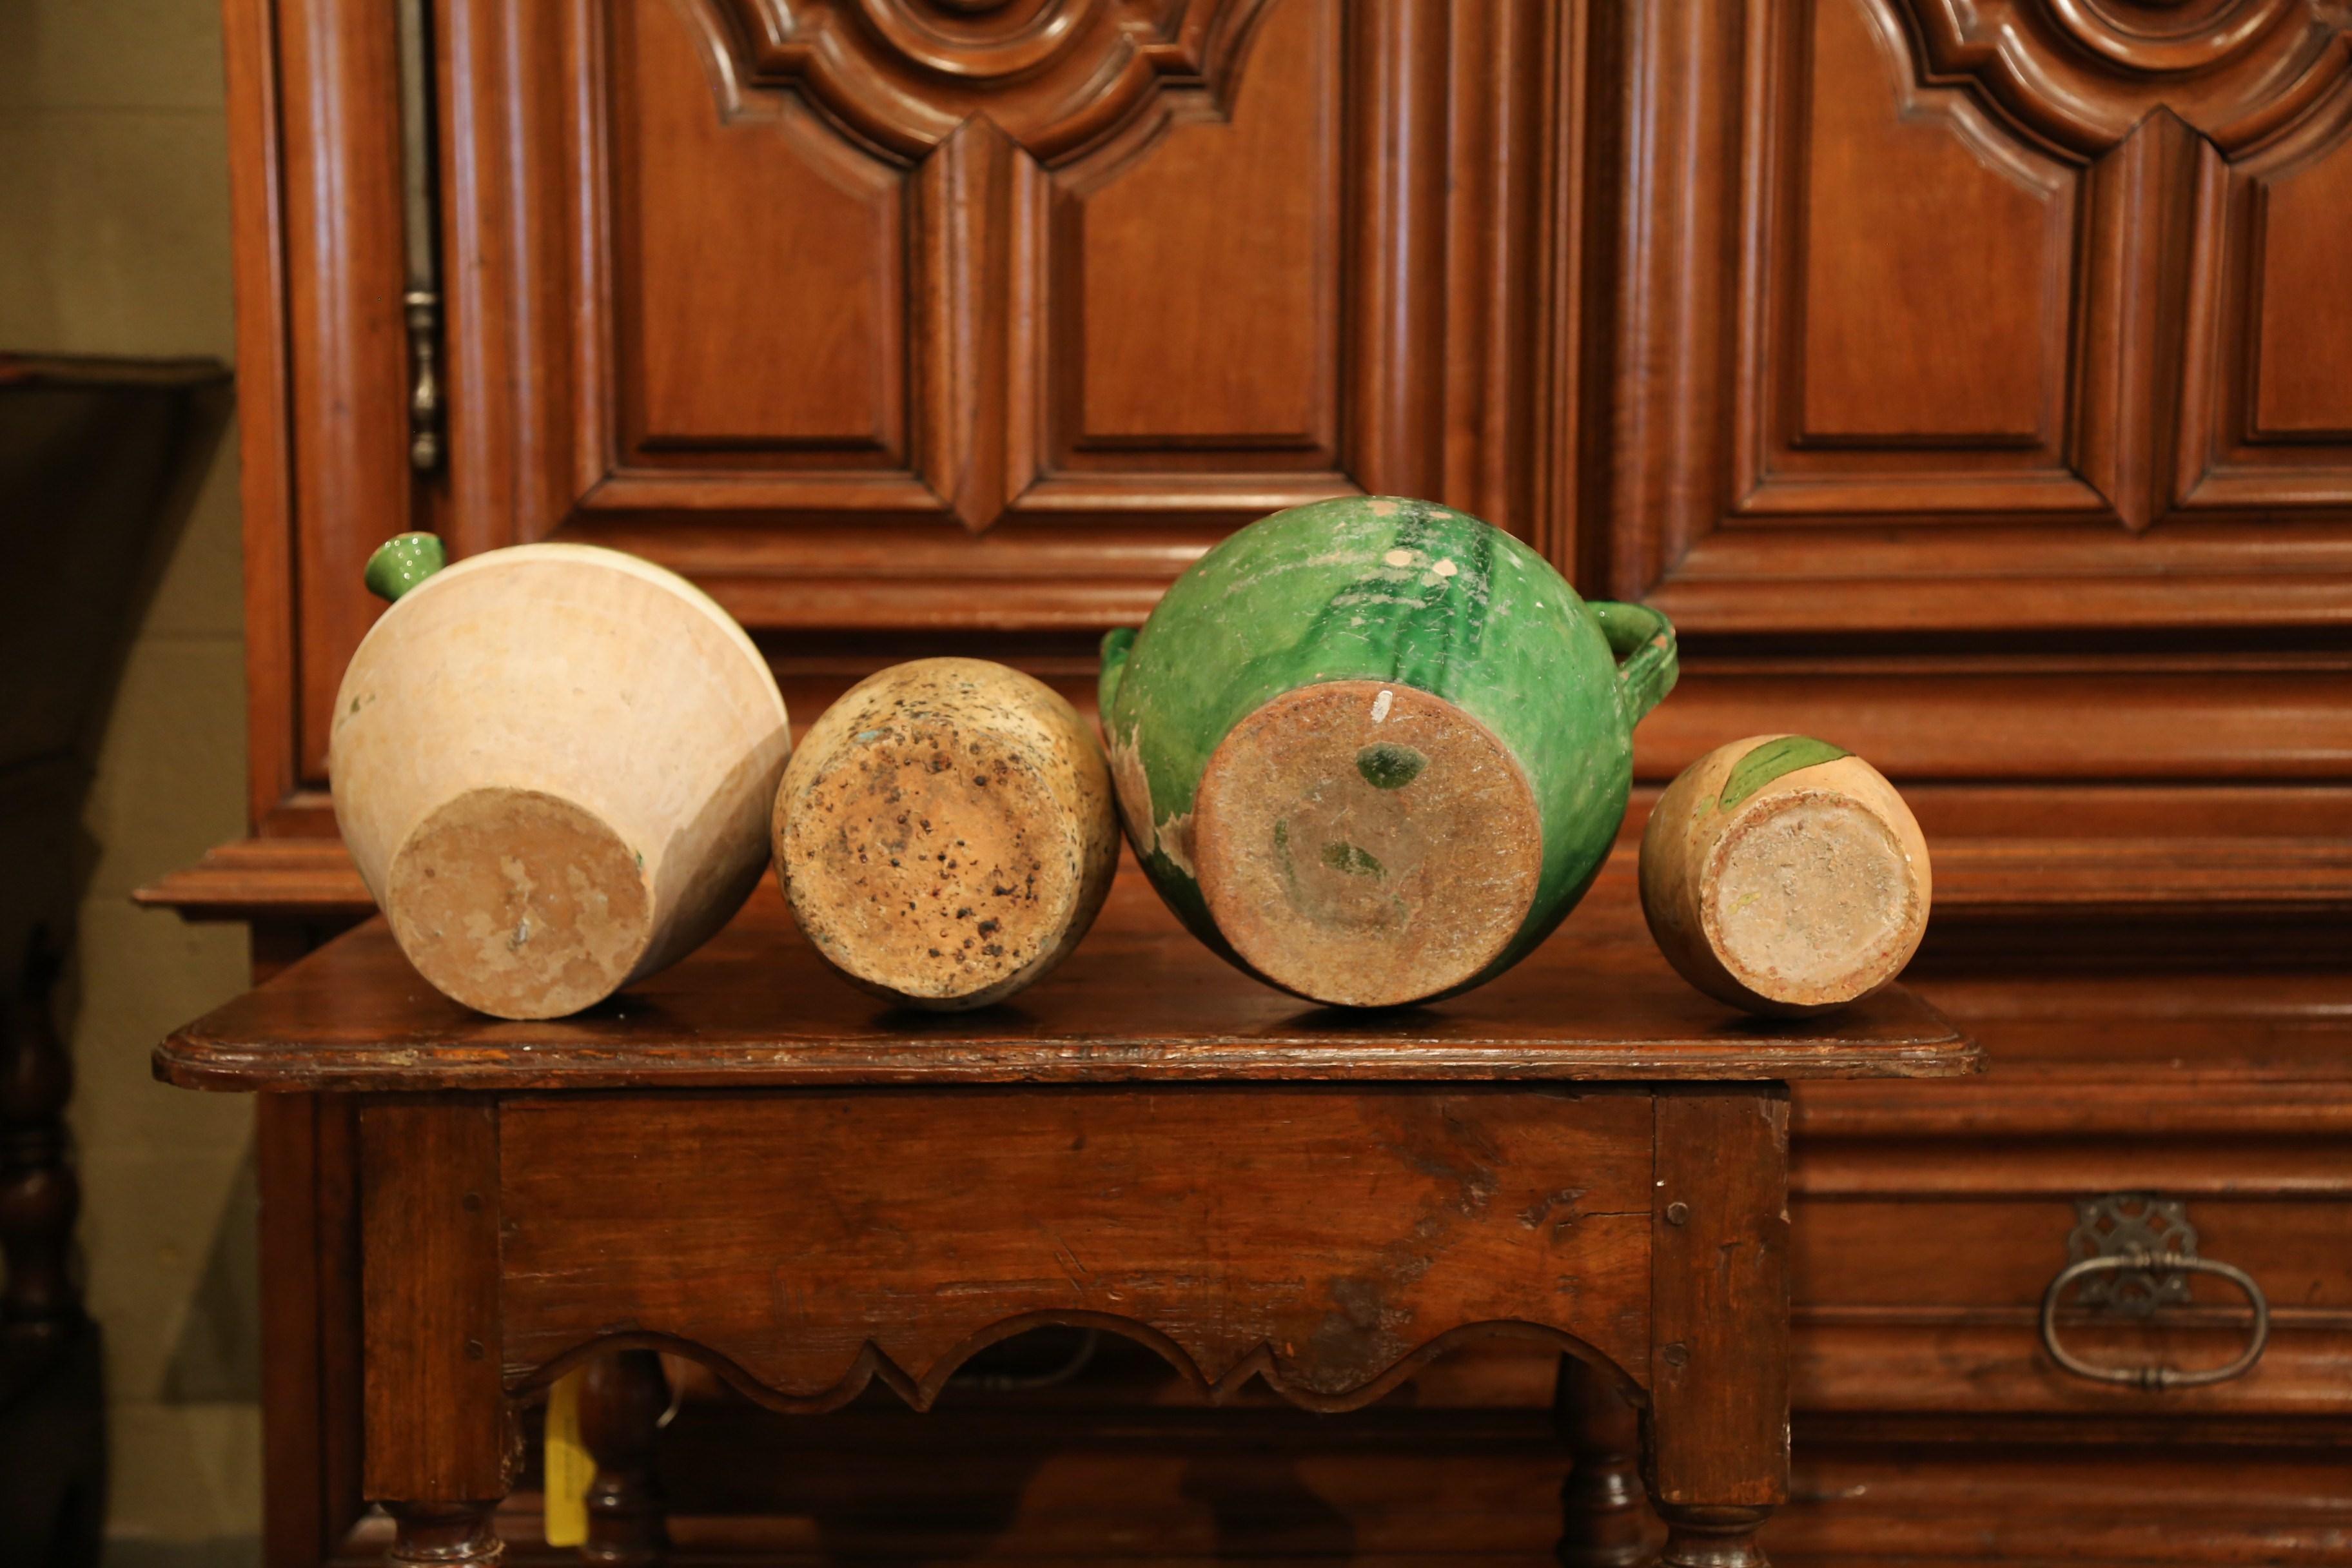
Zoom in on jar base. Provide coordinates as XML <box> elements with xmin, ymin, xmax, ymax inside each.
<box><xmin>1193</xmin><ymin>680</ymin><xmax>1540</xmax><ymax>1008</ymax></box>
<box><xmin>778</xmin><ymin>714</ymin><xmax>1084</xmax><ymax>1010</ymax></box>
<box><xmin>1701</xmin><ymin>788</ymin><xmax>1925</xmax><ymax>1013</ymax></box>
<box><xmin>385</xmin><ymin>787</ymin><xmax>652</xmax><ymax>1020</ymax></box>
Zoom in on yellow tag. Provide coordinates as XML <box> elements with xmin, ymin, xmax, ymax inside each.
<box><xmin>543</xmin><ymin>1369</ymin><xmax>591</xmax><ymax>1548</ymax></box>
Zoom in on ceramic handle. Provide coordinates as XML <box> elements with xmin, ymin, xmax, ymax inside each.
<box><xmin>1098</xmin><ymin>627</ymin><xmax>1137</xmax><ymax>718</ymax></box>
<box><xmin>364</xmin><ymin>531</ymin><xmax>448</xmax><ymax>602</ymax></box>
<box><xmin>1589</xmin><ymin>601</ymin><xmax>1677</xmax><ymax>725</ymax></box>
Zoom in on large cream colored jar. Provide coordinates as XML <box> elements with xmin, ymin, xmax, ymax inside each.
<box><xmin>331</xmin><ymin>537</ymin><xmax>790</xmax><ymax>1019</ymax></box>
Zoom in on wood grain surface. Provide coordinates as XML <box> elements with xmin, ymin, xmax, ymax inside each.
<box><xmin>155</xmin><ymin>872</ymin><xmax>1974</xmax><ymax>1092</ymax></box>
<box><xmin>358</xmin><ymin>1099</ymin><xmax>511</xmax><ymax>1504</ymax></box>
<box><xmin>498</xmin><ymin>1087</ymin><xmax>1656</xmax><ymax>1411</ymax></box>
<box><xmin>1647</xmin><ymin>1088</ymin><xmax>1790</xmax><ymax>1510</ymax></box>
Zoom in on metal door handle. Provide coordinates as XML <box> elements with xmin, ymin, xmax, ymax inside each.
<box><xmin>2039</xmin><ymin>1250</ymin><xmax>2269</xmax><ymax>1390</ymax></box>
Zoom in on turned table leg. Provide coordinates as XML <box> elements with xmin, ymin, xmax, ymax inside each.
<box><xmin>387</xmin><ymin>1501</ymin><xmax>504</xmax><ymax>1565</ymax></box>
<box><xmin>582</xmin><ymin>1350</ymin><xmax>670</xmax><ymax>1566</ymax></box>
<box><xmin>362</xmin><ymin>1101</ymin><xmax>516</xmax><ymax>1566</ymax></box>
<box><xmin>1642</xmin><ymin>1088</ymin><xmax>1790</xmax><ymax>1568</ymax></box>
<box><xmin>1553</xmin><ymin>1355</ymin><xmax>1651</xmax><ymax>1567</ymax></box>
<box><xmin>1654</xmin><ymin>1504</ymin><xmax>1772</xmax><ymax>1567</ymax></box>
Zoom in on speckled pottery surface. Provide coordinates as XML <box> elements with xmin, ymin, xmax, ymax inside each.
<box><xmin>1098</xmin><ymin>496</ymin><xmax>1676</xmax><ymax>1008</ymax></box>
<box><xmin>330</xmin><ymin>536</ymin><xmax>791</xmax><ymax>1021</ymax></box>
<box><xmin>773</xmin><ymin>657</ymin><xmax>1119</xmax><ymax>1011</ymax></box>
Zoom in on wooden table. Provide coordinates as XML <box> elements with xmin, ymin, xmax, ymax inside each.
<box><xmin>156</xmin><ymin>872</ymin><xmax>1975</xmax><ymax>1568</ymax></box>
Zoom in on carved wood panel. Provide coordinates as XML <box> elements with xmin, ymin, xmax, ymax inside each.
<box><xmin>1740</xmin><ymin>0</ymin><xmax>2090</xmax><ymax>513</ymax></box>
<box><xmin>2179</xmin><ymin>69</ymin><xmax>2352</xmax><ymax>509</ymax></box>
<box><xmin>407</xmin><ymin>0</ymin><xmax>1553</xmax><ymax>694</ymax></box>
<box><xmin>612</xmin><ymin>2</ymin><xmax>911</xmax><ymax>466</ymax></box>
<box><xmin>1607</xmin><ymin>0</ymin><xmax>2352</xmax><ymax>634</ymax></box>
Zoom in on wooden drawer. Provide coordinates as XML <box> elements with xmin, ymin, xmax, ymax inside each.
<box><xmin>1790</xmin><ymin>965</ymin><xmax>2352</xmax><ymax>1422</ymax></box>
<box><xmin>1791</xmin><ymin>1190</ymin><xmax>2352</xmax><ymax>1416</ymax></box>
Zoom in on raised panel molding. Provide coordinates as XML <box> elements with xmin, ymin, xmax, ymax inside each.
<box><xmin>1736</xmin><ymin>0</ymin><xmax>2094</xmax><ymax>518</ymax></box>
<box><xmin>1053</xmin><ymin>1</ymin><xmax>1341</xmax><ymax>466</ymax></box>
<box><xmin>614</xmin><ymin>0</ymin><xmax>910</xmax><ymax>461</ymax></box>
<box><xmin>2176</xmin><ymin>70</ymin><xmax>2352</xmax><ymax>509</ymax></box>
<box><xmin>914</xmin><ymin>115</ymin><xmax>1035</xmax><ymax>529</ymax></box>
<box><xmin>433</xmin><ymin>0</ymin><xmax>1554</xmax><ymax>634</ymax></box>
<box><xmin>1607</xmin><ymin>0</ymin><xmax>2352</xmax><ymax>633</ymax></box>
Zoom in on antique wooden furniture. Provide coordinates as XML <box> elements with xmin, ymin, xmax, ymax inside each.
<box><xmin>0</xmin><ymin>932</ymin><xmax>103</xmax><ymax>1568</ymax></box>
<box><xmin>147</xmin><ymin>0</ymin><xmax>2352</xmax><ymax>1558</ymax></box>
<box><xmin>155</xmin><ymin>872</ymin><xmax>1974</xmax><ymax>1567</ymax></box>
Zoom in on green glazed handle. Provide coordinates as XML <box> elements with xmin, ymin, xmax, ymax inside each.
<box><xmin>364</xmin><ymin>531</ymin><xmax>448</xmax><ymax>603</ymax></box>
<box><xmin>1099</xmin><ymin>626</ymin><xmax>1137</xmax><ymax>718</ymax></box>
<box><xmin>1589</xmin><ymin>600</ymin><xmax>1677</xmax><ymax>726</ymax></box>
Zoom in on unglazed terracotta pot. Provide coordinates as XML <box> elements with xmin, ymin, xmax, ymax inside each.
<box><xmin>331</xmin><ymin>534</ymin><xmax>791</xmax><ymax>1019</ymax></box>
<box><xmin>772</xmin><ymin>658</ymin><xmax>1119</xmax><ymax>1010</ymax></box>
<box><xmin>1640</xmin><ymin>735</ymin><xmax>1931</xmax><ymax>1017</ymax></box>
<box><xmin>1097</xmin><ymin>495</ymin><xmax>1676</xmax><ymax>1008</ymax></box>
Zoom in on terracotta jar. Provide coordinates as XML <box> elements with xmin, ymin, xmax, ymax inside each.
<box><xmin>772</xmin><ymin>658</ymin><xmax>1119</xmax><ymax>1010</ymax></box>
<box><xmin>1640</xmin><ymin>734</ymin><xmax>1931</xmax><ymax>1017</ymax></box>
<box><xmin>330</xmin><ymin>534</ymin><xmax>790</xmax><ymax>1019</ymax></box>
<box><xmin>1097</xmin><ymin>496</ymin><xmax>1676</xmax><ymax>1008</ymax></box>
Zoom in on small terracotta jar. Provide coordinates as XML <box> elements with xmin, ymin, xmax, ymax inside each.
<box><xmin>331</xmin><ymin>534</ymin><xmax>791</xmax><ymax>1019</ymax></box>
<box><xmin>1098</xmin><ymin>495</ymin><xmax>1676</xmax><ymax>1008</ymax></box>
<box><xmin>772</xmin><ymin>658</ymin><xmax>1119</xmax><ymax>1010</ymax></box>
<box><xmin>1640</xmin><ymin>735</ymin><xmax>1931</xmax><ymax>1016</ymax></box>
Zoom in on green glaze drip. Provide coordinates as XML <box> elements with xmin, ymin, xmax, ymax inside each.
<box><xmin>364</xmin><ymin>532</ymin><xmax>448</xmax><ymax>602</ymax></box>
<box><xmin>1718</xmin><ymin>735</ymin><xmax>1850</xmax><ymax>810</ymax></box>
<box><xmin>1229</xmin><ymin>498</ymin><xmax>1500</xmax><ymax>704</ymax></box>
<box><xmin>1320</xmin><ymin>841</ymin><xmax>1386</xmax><ymax>879</ymax></box>
<box><xmin>1355</xmin><ymin>742</ymin><xmax>1427</xmax><ymax>790</ymax></box>
<box><xmin>1271</xmin><ymin>818</ymin><xmax>1300</xmax><ymax>905</ymax></box>
<box><xmin>1097</xmin><ymin>626</ymin><xmax>1137</xmax><ymax>716</ymax></box>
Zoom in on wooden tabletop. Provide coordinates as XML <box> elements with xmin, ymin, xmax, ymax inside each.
<box><xmin>155</xmin><ymin>865</ymin><xmax>1976</xmax><ymax>1092</ymax></box>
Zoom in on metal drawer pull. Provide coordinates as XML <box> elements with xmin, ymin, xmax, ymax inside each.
<box><xmin>2039</xmin><ymin>1192</ymin><xmax>2271</xmax><ymax>1391</ymax></box>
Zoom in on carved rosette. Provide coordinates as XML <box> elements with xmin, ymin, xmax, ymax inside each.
<box><xmin>1908</xmin><ymin>0</ymin><xmax>2352</xmax><ymax>153</ymax></box>
<box><xmin>710</xmin><ymin>0</ymin><xmax>1274</xmax><ymax>159</ymax></box>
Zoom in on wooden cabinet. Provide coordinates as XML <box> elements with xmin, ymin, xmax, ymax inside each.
<box><xmin>160</xmin><ymin>0</ymin><xmax>2352</xmax><ymax>1562</ymax></box>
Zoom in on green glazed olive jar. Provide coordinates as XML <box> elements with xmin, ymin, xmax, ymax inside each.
<box><xmin>1098</xmin><ymin>495</ymin><xmax>1676</xmax><ymax>1008</ymax></box>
